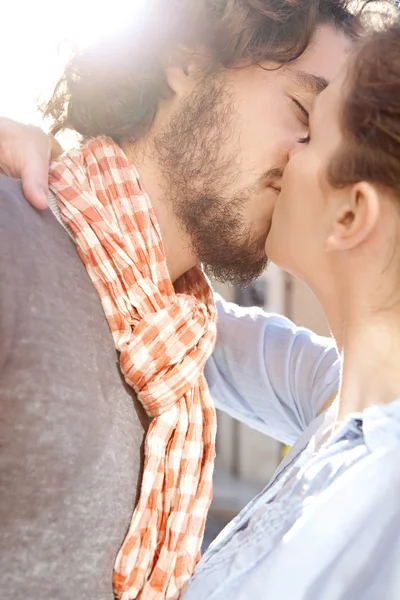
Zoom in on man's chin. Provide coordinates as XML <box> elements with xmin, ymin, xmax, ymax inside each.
<box><xmin>205</xmin><ymin>258</ymin><xmax>269</xmax><ymax>287</ymax></box>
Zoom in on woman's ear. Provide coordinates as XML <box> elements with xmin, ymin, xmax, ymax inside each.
<box><xmin>326</xmin><ymin>182</ymin><xmax>380</xmax><ymax>252</ymax></box>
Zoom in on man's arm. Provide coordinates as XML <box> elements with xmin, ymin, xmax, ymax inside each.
<box><xmin>205</xmin><ymin>294</ymin><xmax>340</xmax><ymax>446</ymax></box>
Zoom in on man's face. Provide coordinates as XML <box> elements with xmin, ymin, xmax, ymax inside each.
<box><xmin>156</xmin><ymin>25</ymin><xmax>352</xmax><ymax>285</ymax></box>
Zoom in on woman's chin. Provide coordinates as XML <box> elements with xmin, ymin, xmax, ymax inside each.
<box><xmin>264</xmin><ymin>236</ymin><xmax>278</xmax><ymax>266</ymax></box>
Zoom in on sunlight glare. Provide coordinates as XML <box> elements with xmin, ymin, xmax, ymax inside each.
<box><xmin>1</xmin><ymin>0</ymin><xmax>147</xmax><ymax>123</ymax></box>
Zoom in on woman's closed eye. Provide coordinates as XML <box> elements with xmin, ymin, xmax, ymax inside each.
<box><xmin>291</xmin><ymin>98</ymin><xmax>310</xmax><ymax>144</ymax></box>
<box><xmin>298</xmin><ymin>133</ymin><xmax>310</xmax><ymax>144</ymax></box>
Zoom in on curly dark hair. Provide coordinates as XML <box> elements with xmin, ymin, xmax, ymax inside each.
<box><xmin>43</xmin><ymin>0</ymin><xmax>365</xmax><ymax>140</ymax></box>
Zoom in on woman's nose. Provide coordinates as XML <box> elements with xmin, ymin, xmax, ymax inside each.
<box><xmin>279</xmin><ymin>134</ymin><xmax>305</xmax><ymax>166</ymax></box>
<box><xmin>288</xmin><ymin>136</ymin><xmax>309</xmax><ymax>160</ymax></box>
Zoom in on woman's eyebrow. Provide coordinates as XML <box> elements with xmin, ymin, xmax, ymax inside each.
<box><xmin>284</xmin><ymin>68</ymin><xmax>329</xmax><ymax>96</ymax></box>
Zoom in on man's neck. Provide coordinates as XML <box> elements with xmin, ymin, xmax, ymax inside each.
<box><xmin>121</xmin><ymin>139</ymin><xmax>198</xmax><ymax>283</ymax></box>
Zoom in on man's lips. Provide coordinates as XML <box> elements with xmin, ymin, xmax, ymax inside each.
<box><xmin>269</xmin><ymin>185</ymin><xmax>281</xmax><ymax>194</ymax></box>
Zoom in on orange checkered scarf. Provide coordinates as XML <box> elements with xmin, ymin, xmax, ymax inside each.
<box><xmin>49</xmin><ymin>136</ymin><xmax>217</xmax><ymax>600</ymax></box>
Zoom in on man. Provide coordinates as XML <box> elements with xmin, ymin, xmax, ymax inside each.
<box><xmin>0</xmin><ymin>1</ymin><xmax>362</xmax><ymax>598</ymax></box>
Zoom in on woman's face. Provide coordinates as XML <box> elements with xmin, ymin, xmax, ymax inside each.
<box><xmin>266</xmin><ymin>73</ymin><xmax>345</xmax><ymax>293</ymax></box>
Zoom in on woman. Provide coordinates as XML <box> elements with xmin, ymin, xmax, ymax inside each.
<box><xmin>185</xmin><ymin>20</ymin><xmax>400</xmax><ymax>599</ymax></box>
<box><xmin>3</xmin><ymin>18</ymin><xmax>400</xmax><ymax>600</ymax></box>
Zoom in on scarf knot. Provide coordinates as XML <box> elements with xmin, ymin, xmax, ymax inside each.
<box><xmin>121</xmin><ymin>294</ymin><xmax>215</xmax><ymax>418</ymax></box>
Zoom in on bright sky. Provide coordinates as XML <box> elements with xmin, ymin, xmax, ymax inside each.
<box><xmin>1</xmin><ymin>0</ymin><xmax>146</xmax><ymax>124</ymax></box>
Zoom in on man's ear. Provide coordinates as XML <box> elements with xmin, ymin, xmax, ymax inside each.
<box><xmin>164</xmin><ymin>46</ymin><xmax>206</xmax><ymax>97</ymax></box>
<box><xmin>326</xmin><ymin>182</ymin><xmax>380</xmax><ymax>252</ymax></box>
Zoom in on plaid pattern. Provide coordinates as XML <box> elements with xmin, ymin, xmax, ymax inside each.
<box><xmin>49</xmin><ymin>137</ymin><xmax>217</xmax><ymax>600</ymax></box>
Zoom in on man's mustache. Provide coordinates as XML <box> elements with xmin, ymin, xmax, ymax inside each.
<box><xmin>260</xmin><ymin>167</ymin><xmax>284</xmax><ymax>190</ymax></box>
<box><xmin>263</xmin><ymin>167</ymin><xmax>284</xmax><ymax>181</ymax></box>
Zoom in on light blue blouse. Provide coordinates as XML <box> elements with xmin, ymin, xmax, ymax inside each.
<box><xmin>188</xmin><ymin>295</ymin><xmax>400</xmax><ymax>600</ymax></box>
<box><xmin>206</xmin><ymin>294</ymin><xmax>340</xmax><ymax>444</ymax></box>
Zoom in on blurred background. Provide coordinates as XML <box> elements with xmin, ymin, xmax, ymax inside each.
<box><xmin>1</xmin><ymin>0</ymin><xmax>330</xmax><ymax>548</ymax></box>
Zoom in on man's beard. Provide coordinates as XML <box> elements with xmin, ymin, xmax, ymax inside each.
<box><xmin>153</xmin><ymin>76</ymin><xmax>269</xmax><ymax>285</ymax></box>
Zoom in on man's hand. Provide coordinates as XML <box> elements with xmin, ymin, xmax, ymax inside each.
<box><xmin>0</xmin><ymin>117</ymin><xmax>63</xmax><ymax>210</ymax></box>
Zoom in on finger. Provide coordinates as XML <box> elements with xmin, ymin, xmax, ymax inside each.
<box><xmin>21</xmin><ymin>161</ymin><xmax>49</xmax><ymax>210</ymax></box>
<box><xmin>50</xmin><ymin>135</ymin><xmax>63</xmax><ymax>161</ymax></box>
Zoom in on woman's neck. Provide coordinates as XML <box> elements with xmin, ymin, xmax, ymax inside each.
<box><xmin>330</xmin><ymin>307</ymin><xmax>400</xmax><ymax>422</ymax></box>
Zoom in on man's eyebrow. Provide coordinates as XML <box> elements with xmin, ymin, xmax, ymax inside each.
<box><xmin>284</xmin><ymin>68</ymin><xmax>329</xmax><ymax>95</ymax></box>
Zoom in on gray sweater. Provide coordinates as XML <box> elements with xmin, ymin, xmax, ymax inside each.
<box><xmin>0</xmin><ymin>175</ymin><xmax>148</xmax><ymax>599</ymax></box>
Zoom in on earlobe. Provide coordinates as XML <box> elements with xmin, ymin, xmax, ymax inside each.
<box><xmin>164</xmin><ymin>47</ymin><xmax>203</xmax><ymax>97</ymax></box>
<box><xmin>164</xmin><ymin>63</ymin><xmax>191</xmax><ymax>97</ymax></box>
<box><xmin>325</xmin><ymin>182</ymin><xmax>380</xmax><ymax>252</ymax></box>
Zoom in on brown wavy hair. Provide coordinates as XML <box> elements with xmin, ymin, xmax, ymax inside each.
<box><xmin>44</xmin><ymin>0</ymin><xmax>366</xmax><ymax>141</ymax></box>
<box><xmin>328</xmin><ymin>16</ymin><xmax>400</xmax><ymax>197</ymax></box>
